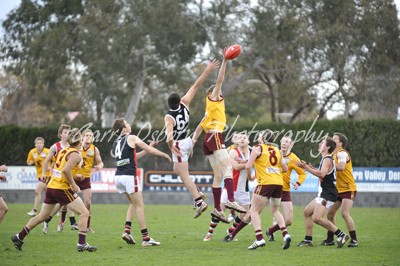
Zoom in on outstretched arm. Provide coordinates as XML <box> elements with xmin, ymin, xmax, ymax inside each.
<box><xmin>181</xmin><ymin>59</ymin><xmax>220</xmax><ymax>107</ymax></box>
<box><xmin>131</xmin><ymin>136</ymin><xmax>172</xmax><ymax>162</ymax></box>
<box><xmin>211</xmin><ymin>48</ymin><xmax>229</xmax><ymax>101</ymax></box>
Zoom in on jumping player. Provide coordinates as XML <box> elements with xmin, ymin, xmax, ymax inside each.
<box><xmin>165</xmin><ymin>59</ymin><xmax>219</xmax><ymax>218</ymax></box>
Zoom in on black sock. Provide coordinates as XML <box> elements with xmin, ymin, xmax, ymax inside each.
<box><xmin>70</xmin><ymin>216</ymin><xmax>76</xmax><ymax>225</ymax></box>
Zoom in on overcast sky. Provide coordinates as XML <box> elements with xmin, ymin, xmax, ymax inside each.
<box><xmin>1</xmin><ymin>0</ymin><xmax>400</xmax><ymax>23</ymax></box>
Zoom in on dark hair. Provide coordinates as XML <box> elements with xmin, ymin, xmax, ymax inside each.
<box><xmin>168</xmin><ymin>93</ymin><xmax>181</xmax><ymax>110</ymax></box>
<box><xmin>334</xmin><ymin>132</ymin><xmax>348</xmax><ymax>148</ymax></box>
<box><xmin>111</xmin><ymin>118</ymin><xmax>126</xmax><ymax>136</ymax></box>
<box><xmin>325</xmin><ymin>137</ymin><xmax>337</xmax><ymax>153</ymax></box>
<box><xmin>259</xmin><ymin>129</ymin><xmax>275</xmax><ymax>144</ymax></box>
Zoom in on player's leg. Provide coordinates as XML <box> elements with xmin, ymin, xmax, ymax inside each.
<box><xmin>270</xmin><ymin>198</ymin><xmax>291</xmax><ymax>249</ymax></box>
<box><xmin>246</xmin><ymin>194</ymin><xmax>267</xmax><ymax>250</ymax></box>
<box><xmin>341</xmin><ymin>197</ymin><xmax>358</xmax><ymax>246</ymax></box>
<box><xmin>174</xmin><ymin>161</ymin><xmax>207</xmax><ymax>218</ymax></box>
<box><xmin>42</xmin><ymin>203</ymin><xmax>62</xmax><ymax>234</ymax></box>
<box><xmin>322</xmin><ymin>200</ymin><xmax>340</xmax><ymax>245</ymax></box>
<box><xmin>128</xmin><ymin>191</ymin><xmax>160</xmax><ymax>246</ymax></box>
<box><xmin>297</xmin><ymin>199</ymin><xmax>315</xmax><ymax>247</ymax></box>
<box><xmin>12</xmin><ymin>203</ymin><xmax>56</xmax><ymax>250</ymax></box>
<box><xmin>28</xmin><ymin>181</ymin><xmax>47</xmax><ymax>216</ymax></box>
<box><xmin>0</xmin><ymin>195</ymin><xmax>8</xmax><ymax>224</ymax></box>
<box><xmin>81</xmin><ymin>188</ymin><xmax>93</xmax><ymax>231</ymax></box>
<box><xmin>68</xmin><ymin>206</ymin><xmax>78</xmax><ymax>230</ymax></box>
<box><xmin>68</xmin><ymin>197</ymin><xmax>96</xmax><ymax>252</ymax></box>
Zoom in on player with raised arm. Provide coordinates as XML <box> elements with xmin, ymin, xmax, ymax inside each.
<box><xmin>192</xmin><ymin>47</ymin><xmax>247</xmax><ymax>224</ymax></box>
<box><xmin>111</xmin><ymin>118</ymin><xmax>171</xmax><ymax>247</ymax></box>
<box><xmin>165</xmin><ymin>59</ymin><xmax>219</xmax><ymax>218</ymax></box>
<box><xmin>26</xmin><ymin>137</ymin><xmax>52</xmax><ymax>217</ymax></box>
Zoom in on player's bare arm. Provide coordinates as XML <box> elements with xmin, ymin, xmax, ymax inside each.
<box><xmin>136</xmin><ymin>141</ymin><xmax>158</xmax><ymax>160</ymax></box>
<box><xmin>211</xmin><ymin>48</ymin><xmax>229</xmax><ymax>101</ymax></box>
<box><xmin>62</xmin><ymin>152</ymin><xmax>81</xmax><ymax>193</ymax></box>
<box><xmin>229</xmin><ymin>149</ymin><xmax>246</xmax><ymax>170</ymax></box>
<box><xmin>164</xmin><ymin>115</ymin><xmax>182</xmax><ymax>157</ymax></box>
<box><xmin>245</xmin><ymin>145</ymin><xmax>261</xmax><ymax>169</ymax></box>
<box><xmin>297</xmin><ymin>159</ymin><xmax>331</xmax><ymax>179</ymax></box>
<box><xmin>132</xmin><ymin>135</ymin><xmax>172</xmax><ymax>162</ymax></box>
<box><xmin>41</xmin><ymin>144</ymin><xmax>57</xmax><ymax>178</ymax></box>
<box><xmin>94</xmin><ymin>147</ymin><xmax>104</xmax><ymax>170</ymax></box>
<box><xmin>181</xmin><ymin>59</ymin><xmax>220</xmax><ymax>106</ymax></box>
<box><xmin>280</xmin><ymin>154</ymin><xmax>288</xmax><ymax>173</ymax></box>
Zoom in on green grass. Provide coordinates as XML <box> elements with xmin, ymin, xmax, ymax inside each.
<box><xmin>1</xmin><ymin>204</ymin><xmax>399</xmax><ymax>266</ymax></box>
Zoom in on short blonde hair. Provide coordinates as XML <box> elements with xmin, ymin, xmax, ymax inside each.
<box><xmin>58</xmin><ymin>124</ymin><xmax>71</xmax><ymax>138</ymax></box>
<box><xmin>34</xmin><ymin>137</ymin><xmax>45</xmax><ymax>144</ymax></box>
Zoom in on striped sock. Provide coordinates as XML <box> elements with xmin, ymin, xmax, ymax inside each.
<box><xmin>208</xmin><ymin>216</ymin><xmax>220</xmax><ymax>235</ymax></box>
<box><xmin>124</xmin><ymin>221</ymin><xmax>132</xmax><ymax>234</ymax></box>
<box><xmin>141</xmin><ymin>228</ymin><xmax>150</xmax><ymax>241</ymax></box>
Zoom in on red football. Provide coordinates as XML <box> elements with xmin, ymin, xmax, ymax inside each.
<box><xmin>224</xmin><ymin>44</ymin><xmax>242</xmax><ymax>60</ymax></box>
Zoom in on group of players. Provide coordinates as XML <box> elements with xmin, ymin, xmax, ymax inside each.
<box><xmin>3</xmin><ymin>47</ymin><xmax>358</xmax><ymax>252</ymax></box>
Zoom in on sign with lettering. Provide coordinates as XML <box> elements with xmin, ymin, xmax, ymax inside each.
<box><xmin>143</xmin><ymin>171</ymin><xmax>214</xmax><ymax>192</ymax></box>
<box><xmin>0</xmin><ymin>166</ymin><xmax>143</xmax><ymax>193</ymax></box>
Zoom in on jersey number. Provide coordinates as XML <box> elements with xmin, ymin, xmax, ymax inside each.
<box><xmin>55</xmin><ymin>149</ymin><xmax>68</xmax><ymax>168</ymax></box>
<box><xmin>114</xmin><ymin>140</ymin><xmax>123</xmax><ymax>159</ymax></box>
<box><xmin>268</xmin><ymin>148</ymin><xmax>278</xmax><ymax>166</ymax></box>
<box><xmin>176</xmin><ymin>108</ymin><xmax>189</xmax><ymax>130</ymax></box>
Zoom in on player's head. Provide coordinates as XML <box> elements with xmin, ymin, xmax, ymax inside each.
<box><xmin>112</xmin><ymin>117</ymin><xmax>131</xmax><ymax>136</ymax></box>
<box><xmin>168</xmin><ymin>93</ymin><xmax>181</xmax><ymax>110</ymax></box>
<box><xmin>333</xmin><ymin>132</ymin><xmax>348</xmax><ymax>149</ymax></box>
<box><xmin>67</xmin><ymin>128</ymin><xmax>82</xmax><ymax>147</ymax></box>
<box><xmin>34</xmin><ymin>137</ymin><xmax>45</xmax><ymax>149</ymax></box>
<box><xmin>257</xmin><ymin>129</ymin><xmax>275</xmax><ymax>144</ymax></box>
<box><xmin>319</xmin><ymin>137</ymin><xmax>336</xmax><ymax>154</ymax></box>
<box><xmin>237</xmin><ymin>132</ymin><xmax>249</xmax><ymax>148</ymax></box>
<box><xmin>58</xmin><ymin>124</ymin><xmax>71</xmax><ymax>141</ymax></box>
<box><xmin>82</xmin><ymin>129</ymin><xmax>94</xmax><ymax>144</ymax></box>
<box><xmin>280</xmin><ymin>136</ymin><xmax>293</xmax><ymax>153</ymax></box>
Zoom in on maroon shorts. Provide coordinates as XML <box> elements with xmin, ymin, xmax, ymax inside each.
<box><xmin>337</xmin><ymin>191</ymin><xmax>357</xmax><ymax>201</ymax></box>
<box><xmin>44</xmin><ymin>188</ymin><xmax>78</xmax><ymax>205</ymax></box>
<box><xmin>281</xmin><ymin>191</ymin><xmax>292</xmax><ymax>202</ymax></box>
<box><xmin>76</xmin><ymin>178</ymin><xmax>91</xmax><ymax>190</ymax></box>
<box><xmin>203</xmin><ymin>132</ymin><xmax>226</xmax><ymax>155</ymax></box>
<box><xmin>253</xmin><ymin>185</ymin><xmax>283</xmax><ymax>199</ymax></box>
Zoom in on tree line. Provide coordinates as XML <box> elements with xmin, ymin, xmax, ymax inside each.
<box><xmin>0</xmin><ymin>0</ymin><xmax>399</xmax><ymax>128</ymax></box>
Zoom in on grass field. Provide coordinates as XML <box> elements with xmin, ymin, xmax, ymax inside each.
<box><xmin>0</xmin><ymin>204</ymin><xmax>399</xmax><ymax>266</ymax></box>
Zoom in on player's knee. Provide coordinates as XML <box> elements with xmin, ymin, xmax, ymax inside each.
<box><xmin>223</xmin><ymin>164</ymin><xmax>233</xmax><ymax>178</ymax></box>
<box><xmin>285</xmin><ymin>218</ymin><xmax>293</xmax><ymax>226</ymax></box>
<box><xmin>312</xmin><ymin>216</ymin><xmax>322</xmax><ymax>224</ymax></box>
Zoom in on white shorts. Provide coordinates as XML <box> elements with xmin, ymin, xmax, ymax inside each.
<box><xmin>314</xmin><ymin>197</ymin><xmax>335</xmax><ymax>209</ymax></box>
<box><xmin>172</xmin><ymin>137</ymin><xmax>193</xmax><ymax>163</ymax></box>
<box><xmin>221</xmin><ymin>189</ymin><xmax>251</xmax><ymax>206</ymax></box>
<box><xmin>115</xmin><ymin>175</ymin><xmax>142</xmax><ymax>194</ymax></box>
